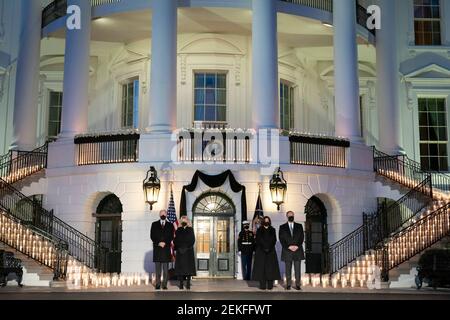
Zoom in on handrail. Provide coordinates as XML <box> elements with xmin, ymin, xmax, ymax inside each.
<box><xmin>327</xmin><ymin>177</ymin><xmax>433</xmax><ymax>274</ymax></box>
<box><xmin>0</xmin><ymin>211</ymin><xmax>70</xmax><ymax>279</ymax></box>
<box><xmin>0</xmin><ymin>143</ymin><xmax>49</xmax><ymax>185</ymax></box>
<box><xmin>374</xmin><ymin>147</ymin><xmax>450</xmax><ymax>195</ymax></box>
<box><xmin>0</xmin><ymin>178</ymin><xmax>109</xmax><ymax>273</ymax></box>
<box><xmin>375</xmin><ymin>203</ymin><xmax>450</xmax><ymax>281</ymax></box>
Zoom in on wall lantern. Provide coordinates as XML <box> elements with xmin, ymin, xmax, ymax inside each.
<box><xmin>269</xmin><ymin>167</ymin><xmax>287</xmax><ymax>211</ymax></box>
<box><xmin>143</xmin><ymin>166</ymin><xmax>161</xmax><ymax>210</ymax></box>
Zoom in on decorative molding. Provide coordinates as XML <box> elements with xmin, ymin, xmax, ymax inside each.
<box><xmin>234</xmin><ymin>55</ymin><xmax>241</xmax><ymax>86</ymax></box>
<box><xmin>180</xmin><ymin>54</ymin><xmax>187</xmax><ymax>85</ymax></box>
<box><xmin>37</xmin><ymin>74</ymin><xmax>48</xmax><ymax>105</ymax></box>
<box><xmin>366</xmin><ymin>80</ymin><xmax>376</xmax><ymax>109</ymax></box>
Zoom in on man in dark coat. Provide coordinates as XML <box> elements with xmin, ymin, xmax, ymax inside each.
<box><xmin>279</xmin><ymin>211</ymin><xmax>305</xmax><ymax>291</ymax></box>
<box><xmin>252</xmin><ymin>216</ymin><xmax>281</xmax><ymax>290</ymax></box>
<box><xmin>174</xmin><ymin>215</ymin><xmax>196</xmax><ymax>290</ymax></box>
<box><xmin>150</xmin><ymin>210</ymin><xmax>175</xmax><ymax>290</ymax></box>
<box><xmin>238</xmin><ymin>220</ymin><xmax>255</xmax><ymax>281</ymax></box>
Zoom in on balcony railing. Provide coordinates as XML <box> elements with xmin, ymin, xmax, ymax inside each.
<box><xmin>75</xmin><ymin>132</ymin><xmax>140</xmax><ymax>166</ymax></box>
<box><xmin>289</xmin><ymin>134</ymin><xmax>350</xmax><ymax>168</ymax></box>
<box><xmin>43</xmin><ymin>0</ymin><xmax>374</xmax><ymax>36</ymax></box>
<box><xmin>177</xmin><ymin>129</ymin><xmax>254</xmax><ymax>163</ymax></box>
<box><xmin>42</xmin><ymin>0</ymin><xmax>122</xmax><ymax>28</ymax></box>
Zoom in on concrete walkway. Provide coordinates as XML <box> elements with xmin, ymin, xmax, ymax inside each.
<box><xmin>0</xmin><ymin>279</ymin><xmax>449</xmax><ymax>300</ymax></box>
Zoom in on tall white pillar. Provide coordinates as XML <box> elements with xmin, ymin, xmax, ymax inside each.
<box><xmin>333</xmin><ymin>0</ymin><xmax>361</xmax><ymax>141</ymax></box>
<box><xmin>10</xmin><ymin>0</ymin><xmax>42</xmax><ymax>151</ymax></box>
<box><xmin>252</xmin><ymin>0</ymin><xmax>279</xmax><ymax>130</ymax></box>
<box><xmin>60</xmin><ymin>0</ymin><xmax>91</xmax><ymax>138</ymax></box>
<box><xmin>377</xmin><ymin>0</ymin><xmax>402</xmax><ymax>155</ymax></box>
<box><xmin>148</xmin><ymin>0</ymin><xmax>177</xmax><ymax>133</ymax></box>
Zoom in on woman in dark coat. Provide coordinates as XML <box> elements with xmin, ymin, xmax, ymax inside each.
<box><xmin>174</xmin><ymin>215</ymin><xmax>196</xmax><ymax>290</ymax></box>
<box><xmin>252</xmin><ymin>216</ymin><xmax>281</xmax><ymax>290</ymax></box>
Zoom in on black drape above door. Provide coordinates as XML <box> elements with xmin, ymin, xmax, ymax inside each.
<box><xmin>180</xmin><ymin>170</ymin><xmax>247</xmax><ymax>222</ymax></box>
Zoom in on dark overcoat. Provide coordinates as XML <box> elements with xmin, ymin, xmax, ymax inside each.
<box><xmin>279</xmin><ymin>222</ymin><xmax>305</xmax><ymax>262</ymax></box>
<box><xmin>150</xmin><ymin>220</ymin><xmax>175</xmax><ymax>263</ymax></box>
<box><xmin>174</xmin><ymin>227</ymin><xmax>196</xmax><ymax>276</ymax></box>
<box><xmin>252</xmin><ymin>226</ymin><xmax>281</xmax><ymax>281</ymax></box>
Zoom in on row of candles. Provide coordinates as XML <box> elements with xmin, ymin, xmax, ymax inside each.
<box><xmin>294</xmin><ymin>270</ymin><xmax>381</xmax><ymax>289</ymax></box>
<box><xmin>0</xmin><ymin>213</ymin><xmax>58</xmax><ymax>267</ymax></box>
<box><xmin>377</xmin><ymin>169</ymin><xmax>450</xmax><ymax>201</ymax></box>
<box><xmin>66</xmin><ymin>260</ymin><xmax>151</xmax><ymax>289</ymax></box>
<box><xmin>1</xmin><ymin>164</ymin><xmax>43</xmax><ymax>184</ymax></box>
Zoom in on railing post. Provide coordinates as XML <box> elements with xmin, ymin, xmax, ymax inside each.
<box><xmin>380</xmin><ymin>245</ymin><xmax>390</xmax><ymax>282</ymax></box>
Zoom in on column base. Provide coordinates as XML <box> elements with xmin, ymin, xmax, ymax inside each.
<box><xmin>146</xmin><ymin>125</ymin><xmax>174</xmax><ymax>134</ymax></box>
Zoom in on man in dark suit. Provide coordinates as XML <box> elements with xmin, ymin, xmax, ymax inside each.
<box><xmin>150</xmin><ymin>210</ymin><xmax>175</xmax><ymax>290</ymax></box>
<box><xmin>279</xmin><ymin>211</ymin><xmax>305</xmax><ymax>291</ymax></box>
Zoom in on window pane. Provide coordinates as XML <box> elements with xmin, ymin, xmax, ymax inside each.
<box><xmin>205</xmin><ymin>74</ymin><xmax>215</xmax><ymax>88</ymax></box>
<box><xmin>217</xmin><ymin>90</ymin><xmax>226</xmax><ymax>105</ymax></box>
<box><xmin>205</xmin><ymin>89</ymin><xmax>215</xmax><ymax>105</ymax></box>
<box><xmin>195</xmin><ymin>74</ymin><xmax>205</xmax><ymax>88</ymax></box>
<box><xmin>195</xmin><ymin>89</ymin><xmax>204</xmax><ymax>105</ymax></box>
<box><xmin>217</xmin><ymin>74</ymin><xmax>226</xmax><ymax>89</ymax></box>
<box><xmin>205</xmin><ymin>106</ymin><xmax>216</xmax><ymax>121</ymax></box>
<box><xmin>195</xmin><ymin>105</ymin><xmax>205</xmax><ymax>121</ymax></box>
<box><xmin>217</xmin><ymin>106</ymin><xmax>226</xmax><ymax>122</ymax></box>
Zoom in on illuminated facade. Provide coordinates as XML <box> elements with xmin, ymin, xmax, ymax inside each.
<box><xmin>0</xmin><ymin>0</ymin><xmax>450</xmax><ymax>288</ymax></box>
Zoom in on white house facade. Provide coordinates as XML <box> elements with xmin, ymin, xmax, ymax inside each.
<box><xmin>0</xmin><ymin>0</ymin><xmax>450</xmax><ymax>289</ymax></box>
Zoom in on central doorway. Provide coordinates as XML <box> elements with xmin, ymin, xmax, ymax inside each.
<box><xmin>193</xmin><ymin>192</ymin><xmax>236</xmax><ymax>278</ymax></box>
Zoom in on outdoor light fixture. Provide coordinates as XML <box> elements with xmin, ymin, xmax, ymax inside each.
<box><xmin>143</xmin><ymin>166</ymin><xmax>161</xmax><ymax>210</ymax></box>
<box><xmin>269</xmin><ymin>167</ymin><xmax>287</xmax><ymax>211</ymax></box>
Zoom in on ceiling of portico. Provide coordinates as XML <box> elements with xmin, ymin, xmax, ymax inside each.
<box><xmin>46</xmin><ymin>7</ymin><xmax>375</xmax><ymax>64</ymax></box>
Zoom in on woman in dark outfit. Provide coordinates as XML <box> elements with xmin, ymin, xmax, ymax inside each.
<box><xmin>174</xmin><ymin>215</ymin><xmax>196</xmax><ymax>290</ymax></box>
<box><xmin>252</xmin><ymin>216</ymin><xmax>281</xmax><ymax>290</ymax></box>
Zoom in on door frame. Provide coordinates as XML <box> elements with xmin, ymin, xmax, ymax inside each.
<box><xmin>192</xmin><ymin>192</ymin><xmax>236</xmax><ymax>279</ymax></box>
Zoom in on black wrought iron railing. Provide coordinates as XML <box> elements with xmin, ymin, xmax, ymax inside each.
<box><xmin>290</xmin><ymin>134</ymin><xmax>350</xmax><ymax>168</ymax></box>
<box><xmin>375</xmin><ymin>202</ymin><xmax>450</xmax><ymax>281</ymax></box>
<box><xmin>0</xmin><ymin>211</ymin><xmax>69</xmax><ymax>279</ymax></box>
<box><xmin>0</xmin><ymin>178</ymin><xmax>109</xmax><ymax>273</ymax></box>
<box><xmin>75</xmin><ymin>133</ymin><xmax>140</xmax><ymax>166</ymax></box>
<box><xmin>42</xmin><ymin>0</ymin><xmax>67</xmax><ymax>28</ymax></box>
<box><xmin>177</xmin><ymin>129</ymin><xmax>253</xmax><ymax>163</ymax></box>
<box><xmin>327</xmin><ymin>177</ymin><xmax>433</xmax><ymax>274</ymax></box>
<box><xmin>0</xmin><ymin>143</ymin><xmax>48</xmax><ymax>184</ymax></box>
<box><xmin>374</xmin><ymin>147</ymin><xmax>450</xmax><ymax>195</ymax></box>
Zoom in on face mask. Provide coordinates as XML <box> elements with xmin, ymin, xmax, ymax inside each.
<box><xmin>244</xmin><ymin>225</ymin><xmax>250</xmax><ymax>230</ymax></box>
<box><xmin>264</xmin><ymin>222</ymin><xmax>270</xmax><ymax>227</ymax></box>
<box><xmin>160</xmin><ymin>216</ymin><xmax>167</xmax><ymax>221</ymax></box>
<box><xmin>181</xmin><ymin>222</ymin><xmax>187</xmax><ymax>227</ymax></box>
<box><xmin>288</xmin><ymin>216</ymin><xmax>294</xmax><ymax>223</ymax></box>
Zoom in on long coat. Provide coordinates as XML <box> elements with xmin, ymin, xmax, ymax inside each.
<box><xmin>252</xmin><ymin>226</ymin><xmax>281</xmax><ymax>281</ymax></box>
<box><xmin>279</xmin><ymin>222</ymin><xmax>305</xmax><ymax>262</ymax></box>
<box><xmin>150</xmin><ymin>220</ymin><xmax>175</xmax><ymax>263</ymax></box>
<box><xmin>174</xmin><ymin>227</ymin><xmax>196</xmax><ymax>276</ymax></box>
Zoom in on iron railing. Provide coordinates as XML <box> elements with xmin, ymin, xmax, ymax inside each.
<box><xmin>375</xmin><ymin>203</ymin><xmax>450</xmax><ymax>281</ymax></box>
<box><xmin>177</xmin><ymin>129</ymin><xmax>253</xmax><ymax>163</ymax></box>
<box><xmin>0</xmin><ymin>178</ymin><xmax>109</xmax><ymax>273</ymax></box>
<box><xmin>75</xmin><ymin>133</ymin><xmax>140</xmax><ymax>166</ymax></box>
<box><xmin>0</xmin><ymin>143</ymin><xmax>48</xmax><ymax>184</ymax></box>
<box><xmin>290</xmin><ymin>135</ymin><xmax>350</xmax><ymax>168</ymax></box>
<box><xmin>0</xmin><ymin>211</ymin><xmax>69</xmax><ymax>279</ymax></box>
<box><xmin>327</xmin><ymin>177</ymin><xmax>433</xmax><ymax>274</ymax></box>
<box><xmin>374</xmin><ymin>147</ymin><xmax>450</xmax><ymax>195</ymax></box>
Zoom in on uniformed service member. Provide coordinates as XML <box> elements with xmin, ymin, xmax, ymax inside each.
<box><xmin>238</xmin><ymin>221</ymin><xmax>255</xmax><ymax>281</ymax></box>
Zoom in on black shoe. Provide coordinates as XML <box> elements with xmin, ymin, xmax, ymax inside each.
<box><xmin>295</xmin><ymin>286</ymin><xmax>302</xmax><ymax>291</ymax></box>
<box><xmin>162</xmin><ymin>286</ymin><xmax>168</xmax><ymax>290</ymax></box>
<box><xmin>179</xmin><ymin>282</ymin><xmax>184</xmax><ymax>290</ymax></box>
<box><xmin>155</xmin><ymin>284</ymin><xmax>161</xmax><ymax>290</ymax></box>
<box><xmin>286</xmin><ymin>286</ymin><xmax>291</xmax><ymax>291</ymax></box>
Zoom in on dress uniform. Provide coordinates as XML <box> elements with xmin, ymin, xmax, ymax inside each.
<box><xmin>238</xmin><ymin>221</ymin><xmax>255</xmax><ymax>281</ymax></box>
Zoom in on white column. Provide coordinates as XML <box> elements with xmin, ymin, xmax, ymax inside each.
<box><xmin>252</xmin><ymin>0</ymin><xmax>279</xmax><ymax>130</ymax></box>
<box><xmin>10</xmin><ymin>0</ymin><xmax>42</xmax><ymax>151</ymax></box>
<box><xmin>377</xmin><ymin>0</ymin><xmax>402</xmax><ymax>154</ymax></box>
<box><xmin>60</xmin><ymin>0</ymin><xmax>91</xmax><ymax>138</ymax></box>
<box><xmin>148</xmin><ymin>0</ymin><xmax>177</xmax><ymax>133</ymax></box>
<box><xmin>333</xmin><ymin>0</ymin><xmax>361</xmax><ymax>141</ymax></box>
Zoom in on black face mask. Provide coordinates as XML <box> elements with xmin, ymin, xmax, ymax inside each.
<box><xmin>244</xmin><ymin>225</ymin><xmax>250</xmax><ymax>230</ymax></box>
<box><xmin>288</xmin><ymin>216</ymin><xmax>294</xmax><ymax>223</ymax></box>
<box><xmin>264</xmin><ymin>222</ymin><xmax>270</xmax><ymax>227</ymax></box>
<box><xmin>160</xmin><ymin>216</ymin><xmax>167</xmax><ymax>221</ymax></box>
<box><xmin>181</xmin><ymin>222</ymin><xmax>187</xmax><ymax>227</ymax></box>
